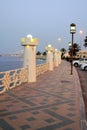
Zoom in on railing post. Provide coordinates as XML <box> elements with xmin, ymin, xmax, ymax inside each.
<box><xmin>58</xmin><ymin>51</ymin><xmax>61</xmax><ymax>64</ymax></box>
<box><xmin>45</xmin><ymin>45</ymin><xmax>54</xmax><ymax>71</ymax></box>
<box><xmin>21</xmin><ymin>35</ymin><xmax>38</xmax><ymax>82</ymax></box>
<box><xmin>54</xmin><ymin>49</ymin><xmax>59</xmax><ymax>67</ymax></box>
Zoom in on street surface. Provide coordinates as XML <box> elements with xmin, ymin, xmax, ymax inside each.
<box><xmin>76</xmin><ymin>67</ymin><xmax>87</xmax><ymax>120</ymax></box>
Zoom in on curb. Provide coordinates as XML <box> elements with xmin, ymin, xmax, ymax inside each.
<box><xmin>74</xmin><ymin>67</ymin><xmax>87</xmax><ymax>130</ymax></box>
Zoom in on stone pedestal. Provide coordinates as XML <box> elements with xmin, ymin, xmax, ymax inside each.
<box><xmin>58</xmin><ymin>51</ymin><xmax>61</xmax><ymax>64</ymax></box>
<box><xmin>21</xmin><ymin>35</ymin><xmax>38</xmax><ymax>82</ymax></box>
<box><xmin>45</xmin><ymin>45</ymin><xmax>54</xmax><ymax>71</ymax></box>
<box><xmin>54</xmin><ymin>49</ymin><xmax>59</xmax><ymax>67</ymax></box>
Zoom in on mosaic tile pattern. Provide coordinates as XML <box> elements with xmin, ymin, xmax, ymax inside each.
<box><xmin>0</xmin><ymin>61</ymin><xmax>81</xmax><ymax>130</ymax></box>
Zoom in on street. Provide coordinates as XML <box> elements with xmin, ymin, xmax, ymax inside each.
<box><xmin>76</xmin><ymin>67</ymin><xmax>87</xmax><ymax>120</ymax></box>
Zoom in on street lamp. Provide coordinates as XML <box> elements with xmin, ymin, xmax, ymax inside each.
<box><xmin>68</xmin><ymin>42</ymin><xmax>71</xmax><ymax>47</ymax></box>
<box><xmin>70</xmin><ymin>23</ymin><xmax>76</xmax><ymax>75</ymax></box>
<box><xmin>58</xmin><ymin>37</ymin><xmax>61</xmax><ymax>50</ymax></box>
<box><xmin>79</xmin><ymin>30</ymin><xmax>83</xmax><ymax>35</ymax></box>
<box><xmin>79</xmin><ymin>30</ymin><xmax>83</xmax><ymax>49</ymax></box>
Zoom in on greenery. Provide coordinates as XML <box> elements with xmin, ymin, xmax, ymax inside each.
<box><xmin>84</xmin><ymin>36</ymin><xmax>87</xmax><ymax>47</ymax></box>
<box><xmin>42</xmin><ymin>51</ymin><xmax>47</xmax><ymax>55</ymax></box>
<box><xmin>36</xmin><ymin>51</ymin><xmax>47</xmax><ymax>56</ymax></box>
<box><xmin>60</xmin><ymin>48</ymin><xmax>66</xmax><ymax>58</ymax></box>
<box><xmin>36</xmin><ymin>51</ymin><xmax>41</xmax><ymax>55</ymax></box>
<box><xmin>68</xmin><ymin>43</ymin><xmax>80</xmax><ymax>57</ymax></box>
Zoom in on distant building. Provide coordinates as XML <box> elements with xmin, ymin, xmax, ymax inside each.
<box><xmin>64</xmin><ymin>50</ymin><xmax>87</xmax><ymax>59</ymax></box>
<box><xmin>63</xmin><ymin>51</ymin><xmax>70</xmax><ymax>58</ymax></box>
<box><xmin>10</xmin><ymin>50</ymin><xmax>24</xmax><ymax>57</ymax></box>
<box><xmin>76</xmin><ymin>50</ymin><xmax>87</xmax><ymax>58</ymax></box>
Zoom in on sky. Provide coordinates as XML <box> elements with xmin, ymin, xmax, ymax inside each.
<box><xmin>0</xmin><ymin>0</ymin><xmax>87</xmax><ymax>53</ymax></box>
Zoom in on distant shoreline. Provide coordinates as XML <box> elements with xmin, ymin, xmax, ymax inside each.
<box><xmin>36</xmin><ymin>55</ymin><xmax>46</xmax><ymax>60</ymax></box>
<box><xmin>0</xmin><ymin>55</ymin><xmax>46</xmax><ymax>60</ymax></box>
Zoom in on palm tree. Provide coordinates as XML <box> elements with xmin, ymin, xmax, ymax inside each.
<box><xmin>84</xmin><ymin>36</ymin><xmax>87</xmax><ymax>48</ymax></box>
<box><xmin>60</xmin><ymin>48</ymin><xmax>66</xmax><ymax>58</ymax></box>
<box><xmin>43</xmin><ymin>51</ymin><xmax>47</xmax><ymax>55</ymax></box>
<box><xmin>69</xmin><ymin>43</ymin><xmax>80</xmax><ymax>57</ymax></box>
<box><xmin>36</xmin><ymin>51</ymin><xmax>41</xmax><ymax>55</ymax></box>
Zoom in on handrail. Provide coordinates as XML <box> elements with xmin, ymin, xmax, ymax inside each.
<box><xmin>36</xmin><ymin>63</ymin><xmax>49</xmax><ymax>76</ymax></box>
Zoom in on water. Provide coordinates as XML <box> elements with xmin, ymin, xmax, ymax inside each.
<box><xmin>0</xmin><ymin>56</ymin><xmax>46</xmax><ymax>72</ymax></box>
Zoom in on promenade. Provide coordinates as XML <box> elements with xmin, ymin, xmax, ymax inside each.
<box><xmin>0</xmin><ymin>60</ymin><xmax>85</xmax><ymax>130</ymax></box>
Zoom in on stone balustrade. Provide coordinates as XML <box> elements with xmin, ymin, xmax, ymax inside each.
<box><xmin>0</xmin><ymin>67</ymin><xmax>28</xmax><ymax>94</ymax></box>
<box><xmin>0</xmin><ymin>63</ymin><xmax>49</xmax><ymax>94</ymax></box>
<box><xmin>0</xmin><ymin>35</ymin><xmax>61</xmax><ymax>94</ymax></box>
<box><xmin>36</xmin><ymin>63</ymin><xmax>49</xmax><ymax>76</ymax></box>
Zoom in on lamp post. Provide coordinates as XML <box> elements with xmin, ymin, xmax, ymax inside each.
<box><xmin>68</xmin><ymin>42</ymin><xmax>71</xmax><ymax>57</ymax></box>
<box><xmin>70</xmin><ymin>23</ymin><xmax>76</xmax><ymax>75</ymax></box>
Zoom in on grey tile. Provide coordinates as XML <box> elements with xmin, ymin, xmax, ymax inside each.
<box><xmin>8</xmin><ymin>116</ymin><xmax>17</xmax><ymax>120</ymax></box>
<box><xmin>32</xmin><ymin>111</ymin><xmax>39</xmax><ymax>115</ymax></box>
<box><xmin>0</xmin><ymin>109</ymin><xmax>7</xmax><ymax>112</ymax></box>
<box><xmin>0</xmin><ymin>119</ymin><xmax>15</xmax><ymax>130</ymax></box>
<box><xmin>20</xmin><ymin>99</ymin><xmax>36</xmax><ymax>106</ymax></box>
<box><xmin>51</xmin><ymin>107</ymin><xmax>59</xmax><ymax>110</ymax></box>
<box><xmin>63</xmin><ymin>128</ymin><xmax>73</xmax><ymax>130</ymax></box>
<box><xmin>36</xmin><ymin>109</ymin><xmax>75</xmax><ymax>130</ymax></box>
<box><xmin>67</xmin><ymin>113</ymin><xmax>75</xmax><ymax>117</ymax></box>
<box><xmin>36</xmin><ymin>122</ymin><xmax>73</xmax><ymax>130</ymax></box>
<box><xmin>45</xmin><ymin>118</ymin><xmax>55</xmax><ymax>123</ymax></box>
<box><xmin>27</xmin><ymin>117</ymin><xmax>36</xmax><ymax>121</ymax></box>
<box><xmin>22</xmin><ymin>106</ymin><xmax>28</xmax><ymax>108</ymax></box>
<box><xmin>20</xmin><ymin>124</ymin><xmax>31</xmax><ymax>130</ymax></box>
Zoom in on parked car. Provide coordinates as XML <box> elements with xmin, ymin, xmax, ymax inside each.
<box><xmin>80</xmin><ymin>63</ymin><xmax>87</xmax><ymax>70</ymax></box>
<box><xmin>73</xmin><ymin>58</ymin><xmax>87</xmax><ymax>67</ymax></box>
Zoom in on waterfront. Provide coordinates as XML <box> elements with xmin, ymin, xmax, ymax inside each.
<box><xmin>0</xmin><ymin>60</ymin><xmax>82</xmax><ymax>130</ymax></box>
<box><xmin>0</xmin><ymin>56</ymin><xmax>46</xmax><ymax>72</ymax></box>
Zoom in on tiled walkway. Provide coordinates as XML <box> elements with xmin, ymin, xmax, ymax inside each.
<box><xmin>0</xmin><ymin>60</ymin><xmax>82</xmax><ymax>130</ymax></box>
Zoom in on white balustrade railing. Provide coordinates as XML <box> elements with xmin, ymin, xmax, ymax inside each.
<box><xmin>36</xmin><ymin>63</ymin><xmax>49</xmax><ymax>76</ymax></box>
<box><xmin>0</xmin><ymin>63</ymin><xmax>49</xmax><ymax>94</ymax></box>
<box><xmin>0</xmin><ymin>36</ymin><xmax>61</xmax><ymax>94</ymax></box>
<box><xmin>0</xmin><ymin>67</ymin><xmax>28</xmax><ymax>94</ymax></box>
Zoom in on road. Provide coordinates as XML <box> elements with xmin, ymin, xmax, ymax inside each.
<box><xmin>76</xmin><ymin>67</ymin><xmax>87</xmax><ymax>120</ymax></box>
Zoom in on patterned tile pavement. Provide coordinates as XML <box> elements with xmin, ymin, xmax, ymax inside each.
<box><xmin>0</xmin><ymin>60</ymin><xmax>82</xmax><ymax>130</ymax></box>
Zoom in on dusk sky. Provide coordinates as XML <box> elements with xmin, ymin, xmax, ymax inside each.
<box><xmin>0</xmin><ymin>0</ymin><xmax>87</xmax><ymax>53</ymax></box>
